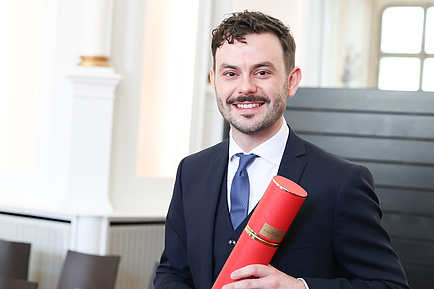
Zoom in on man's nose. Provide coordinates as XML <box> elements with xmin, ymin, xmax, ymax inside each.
<box><xmin>237</xmin><ymin>76</ymin><xmax>257</xmax><ymax>95</ymax></box>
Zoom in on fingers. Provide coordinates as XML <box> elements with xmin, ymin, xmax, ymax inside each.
<box><xmin>230</xmin><ymin>264</ymin><xmax>272</xmax><ymax>280</ymax></box>
<box><xmin>223</xmin><ymin>277</ymin><xmax>272</xmax><ymax>289</ymax></box>
<box><xmin>221</xmin><ymin>265</ymin><xmax>304</xmax><ymax>289</ymax></box>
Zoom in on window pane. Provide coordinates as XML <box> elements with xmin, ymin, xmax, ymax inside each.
<box><xmin>378</xmin><ymin>57</ymin><xmax>420</xmax><ymax>91</ymax></box>
<box><xmin>426</xmin><ymin>7</ymin><xmax>434</xmax><ymax>53</ymax></box>
<box><xmin>422</xmin><ymin>58</ymin><xmax>434</xmax><ymax>91</ymax></box>
<box><xmin>381</xmin><ymin>7</ymin><xmax>424</xmax><ymax>53</ymax></box>
<box><xmin>136</xmin><ymin>0</ymin><xmax>199</xmax><ymax>178</ymax></box>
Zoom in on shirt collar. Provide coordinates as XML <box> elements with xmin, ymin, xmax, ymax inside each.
<box><xmin>229</xmin><ymin>118</ymin><xmax>289</xmax><ymax>165</ymax></box>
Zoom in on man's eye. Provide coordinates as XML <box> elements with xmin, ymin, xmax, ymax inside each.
<box><xmin>224</xmin><ymin>72</ymin><xmax>236</xmax><ymax>77</ymax></box>
<box><xmin>257</xmin><ymin>71</ymin><xmax>269</xmax><ymax>76</ymax></box>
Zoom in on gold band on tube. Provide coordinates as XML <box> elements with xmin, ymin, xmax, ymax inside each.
<box><xmin>272</xmin><ymin>178</ymin><xmax>307</xmax><ymax>198</ymax></box>
<box><xmin>245</xmin><ymin>225</ymin><xmax>280</xmax><ymax>248</ymax></box>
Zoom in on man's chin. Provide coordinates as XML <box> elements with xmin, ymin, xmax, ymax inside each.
<box><xmin>232</xmin><ymin>124</ymin><xmax>267</xmax><ymax>136</ymax></box>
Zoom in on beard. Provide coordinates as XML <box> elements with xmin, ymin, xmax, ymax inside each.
<box><xmin>216</xmin><ymin>78</ymin><xmax>289</xmax><ymax>135</ymax></box>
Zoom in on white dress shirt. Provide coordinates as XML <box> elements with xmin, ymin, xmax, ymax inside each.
<box><xmin>227</xmin><ymin>119</ymin><xmax>289</xmax><ymax>213</ymax></box>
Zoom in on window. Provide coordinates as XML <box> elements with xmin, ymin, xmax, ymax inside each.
<box><xmin>136</xmin><ymin>0</ymin><xmax>199</xmax><ymax>178</ymax></box>
<box><xmin>378</xmin><ymin>5</ymin><xmax>434</xmax><ymax>91</ymax></box>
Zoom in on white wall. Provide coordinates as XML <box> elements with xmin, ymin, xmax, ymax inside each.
<box><xmin>0</xmin><ymin>0</ymin><xmax>375</xmax><ymax>215</ymax></box>
<box><xmin>0</xmin><ymin>0</ymin><xmax>81</xmax><ymax>208</ymax></box>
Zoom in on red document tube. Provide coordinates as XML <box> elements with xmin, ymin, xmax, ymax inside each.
<box><xmin>212</xmin><ymin>175</ymin><xmax>308</xmax><ymax>289</ymax></box>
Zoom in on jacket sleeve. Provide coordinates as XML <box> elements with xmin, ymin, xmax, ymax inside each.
<box><xmin>304</xmin><ymin>165</ymin><xmax>410</xmax><ymax>289</ymax></box>
<box><xmin>153</xmin><ymin>160</ymin><xmax>195</xmax><ymax>289</ymax></box>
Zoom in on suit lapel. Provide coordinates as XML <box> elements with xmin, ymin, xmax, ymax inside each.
<box><xmin>199</xmin><ymin>140</ymin><xmax>229</xmax><ymax>288</ymax></box>
<box><xmin>277</xmin><ymin>128</ymin><xmax>307</xmax><ymax>183</ymax></box>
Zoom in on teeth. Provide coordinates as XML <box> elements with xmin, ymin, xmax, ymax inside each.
<box><xmin>236</xmin><ymin>103</ymin><xmax>262</xmax><ymax>109</ymax></box>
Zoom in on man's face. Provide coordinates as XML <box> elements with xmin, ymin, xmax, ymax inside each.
<box><xmin>210</xmin><ymin>33</ymin><xmax>295</xmax><ymax>137</ymax></box>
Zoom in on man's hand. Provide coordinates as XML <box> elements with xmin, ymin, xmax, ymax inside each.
<box><xmin>221</xmin><ymin>264</ymin><xmax>306</xmax><ymax>289</ymax></box>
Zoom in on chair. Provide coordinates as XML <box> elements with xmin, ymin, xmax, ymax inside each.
<box><xmin>0</xmin><ymin>276</ymin><xmax>38</xmax><ymax>289</ymax></box>
<box><xmin>57</xmin><ymin>250</ymin><xmax>120</xmax><ymax>289</ymax></box>
<box><xmin>0</xmin><ymin>239</ymin><xmax>31</xmax><ymax>280</ymax></box>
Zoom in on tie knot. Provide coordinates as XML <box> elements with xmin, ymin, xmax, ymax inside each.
<box><xmin>235</xmin><ymin>153</ymin><xmax>258</xmax><ymax>172</ymax></box>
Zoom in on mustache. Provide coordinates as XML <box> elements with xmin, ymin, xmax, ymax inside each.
<box><xmin>227</xmin><ymin>95</ymin><xmax>269</xmax><ymax>104</ymax></box>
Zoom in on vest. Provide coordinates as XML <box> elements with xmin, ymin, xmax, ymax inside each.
<box><xmin>212</xmin><ymin>173</ymin><xmax>253</xmax><ymax>281</ymax></box>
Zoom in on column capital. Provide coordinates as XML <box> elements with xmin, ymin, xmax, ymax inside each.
<box><xmin>78</xmin><ymin>56</ymin><xmax>110</xmax><ymax>67</ymax></box>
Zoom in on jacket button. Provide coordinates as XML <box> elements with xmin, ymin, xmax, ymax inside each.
<box><xmin>228</xmin><ymin>239</ymin><xmax>236</xmax><ymax>246</ymax></box>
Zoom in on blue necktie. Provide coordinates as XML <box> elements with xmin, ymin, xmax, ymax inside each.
<box><xmin>230</xmin><ymin>153</ymin><xmax>258</xmax><ymax>229</ymax></box>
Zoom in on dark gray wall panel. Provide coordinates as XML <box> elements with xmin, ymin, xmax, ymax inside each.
<box><xmin>285</xmin><ymin>87</ymin><xmax>434</xmax><ymax>289</ymax></box>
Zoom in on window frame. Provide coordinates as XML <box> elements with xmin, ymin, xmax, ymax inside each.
<box><xmin>370</xmin><ymin>0</ymin><xmax>434</xmax><ymax>91</ymax></box>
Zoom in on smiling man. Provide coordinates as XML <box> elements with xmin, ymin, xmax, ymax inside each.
<box><xmin>154</xmin><ymin>11</ymin><xmax>410</xmax><ymax>289</ymax></box>
<box><xmin>210</xmin><ymin>32</ymin><xmax>300</xmax><ymax>152</ymax></box>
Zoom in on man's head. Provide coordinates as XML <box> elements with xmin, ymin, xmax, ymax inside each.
<box><xmin>211</xmin><ymin>10</ymin><xmax>296</xmax><ymax>74</ymax></box>
<box><xmin>210</xmin><ymin>11</ymin><xmax>301</xmax><ymax>149</ymax></box>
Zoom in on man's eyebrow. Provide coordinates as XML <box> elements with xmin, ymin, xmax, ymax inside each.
<box><xmin>218</xmin><ymin>63</ymin><xmax>238</xmax><ymax>70</ymax></box>
<box><xmin>218</xmin><ymin>62</ymin><xmax>276</xmax><ymax>71</ymax></box>
<box><xmin>252</xmin><ymin>61</ymin><xmax>276</xmax><ymax>70</ymax></box>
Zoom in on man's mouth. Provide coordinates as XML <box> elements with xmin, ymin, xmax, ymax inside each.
<box><xmin>235</xmin><ymin>103</ymin><xmax>264</xmax><ymax>109</ymax></box>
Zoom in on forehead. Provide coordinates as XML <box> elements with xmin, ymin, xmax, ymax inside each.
<box><xmin>214</xmin><ymin>33</ymin><xmax>285</xmax><ymax>70</ymax></box>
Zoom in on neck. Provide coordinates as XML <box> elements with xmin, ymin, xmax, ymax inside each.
<box><xmin>232</xmin><ymin>117</ymin><xmax>284</xmax><ymax>152</ymax></box>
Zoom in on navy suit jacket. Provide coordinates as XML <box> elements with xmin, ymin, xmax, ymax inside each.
<box><xmin>154</xmin><ymin>128</ymin><xmax>410</xmax><ymax>289</ymax></box>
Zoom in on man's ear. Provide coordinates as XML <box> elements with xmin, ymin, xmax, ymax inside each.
<box><xmin>210</xmin><ymin>68</ymin><xmax>216</xmax><ymax>92</ymax></box>
<box><xmin>287</xmin><ymin>66</ymin><xmax>302</xmax><ymax>98</ymax></box>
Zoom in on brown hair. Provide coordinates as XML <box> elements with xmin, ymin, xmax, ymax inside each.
<box><xmin>211</xmin><ymin>10</ymin><xmax>296</xmax><ymax>73</ymax></box>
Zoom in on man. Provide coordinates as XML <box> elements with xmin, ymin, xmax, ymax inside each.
<box><xmin>154</xmin><ymin>11</ymin><xmax>410</xmax><ymax>289</ymax></box>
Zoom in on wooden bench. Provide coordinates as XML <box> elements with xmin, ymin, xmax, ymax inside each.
<box><xmin>284</xmin><ymin>87</ymin><xmax>434</xmax><ymax>289</ymax></box>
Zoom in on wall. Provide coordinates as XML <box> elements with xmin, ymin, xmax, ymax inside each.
<box><xmin>0</xmin><ymin>0</ymin><xmax>81</xmax><ymax>208</ymax></box>
<box><xmin>285</xmin><ymin>87</ymin><xmax>434</xmax><ymax>289</ymax></box>
<box><xmin>0</xmin><ymin>0</ymin><xmax>377</xmax><ymax>216</ymax></box>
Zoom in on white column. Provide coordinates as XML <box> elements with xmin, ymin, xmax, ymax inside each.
<box><xmin>65</xmin><ymin>68</ymin><xmax>121</xmax><ymax>213</ymax></box>
<box><xmin>78</xmin><ymin>0</ymin><xmax>114</xmax><ymax>67</ymax></box>
<box><xmin>63</xmin><ymin>0</ymin><xmax>120</xmax><ymax>213</ymax></box>
<box><xmin>70</xmin><ymin>214</ymin><xmax>110</xmax><ymax>255</ymax></box>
